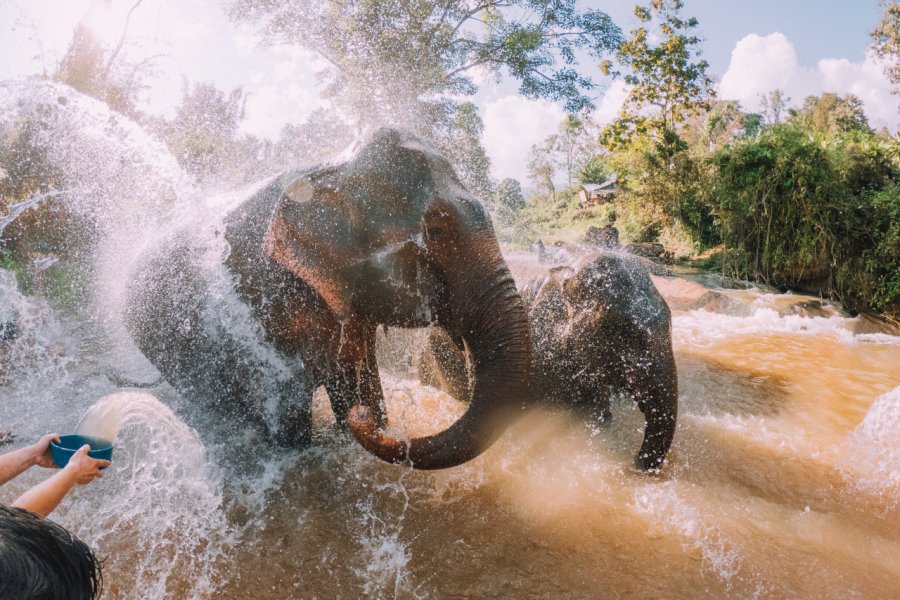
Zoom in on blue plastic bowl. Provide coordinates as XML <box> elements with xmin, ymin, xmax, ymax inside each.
<box><xmin>50</xmin><ymin>435</ymin><xmax>113</xmax><ymax>469</ymax></box>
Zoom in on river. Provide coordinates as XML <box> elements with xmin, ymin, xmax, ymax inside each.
<box><xmin>2</xmin><ymin>247</ymin><xmax>898</xmax><ymax>599</ymax></box>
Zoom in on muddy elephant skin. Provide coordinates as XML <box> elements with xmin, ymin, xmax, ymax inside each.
<box><xmin>125</xmin><ymin>128</ymin><xmax>532</xmax><ymax>470</ymax></box>
<box><xmin>419</xmin><ymin>252</ymin><xmax>678</xmax><ymax>471</ymax></box>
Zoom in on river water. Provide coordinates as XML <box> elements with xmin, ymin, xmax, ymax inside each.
<box><xmin>2</xmin><ymin>79</ymin><xmax>899</xmax><ymax>598</ymax></box>
<box><xmin>2</xmin><ymin>249</ymin><xmax>898</xmax><ymax>599</ymax></box>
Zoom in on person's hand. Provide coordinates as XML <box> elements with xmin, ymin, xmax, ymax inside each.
<box><xmin>30</xmin><ymin>433</ymin><xmax>61</xmax><ymax>469</ymax></box>
<box><xmin>63</xmin><ymin>445</ymin><xmax>111</xmax><ymax>485</ymax></box>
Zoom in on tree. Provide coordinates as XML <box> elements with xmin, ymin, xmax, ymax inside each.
<box><xmin>759</xmin><ymin>89</ymin><xmax>789</xmax><ymax>125</ymax></box>
<box><xmin>789</xmin><ymin>93</ymin><xmax>871</xmax><ymax>138</ymax></box>
<box><xmin>164</xmin><ymin>82</ymin><xmax>247</xmax><ymax>182</ymax></box>
<box><xmin>871</xmin><ymin>0</ymin><xmax>900</xmax><ymax>96</ymax></box>
<box><xmin>54</xmin><ymin>22</ymin><xmax>151</xmax><ymax>118</ymax></box>
<box><xmin>578</xmin><ymin>155</ymin><xmax>611</xmax><ymax>184</ymax></box>
<box><xmin>229</xmin><ymin>0</ymin><xmax>622</xmax><ymax>135</ymax></box>
<box><xmin>599</xmin><ymin>0</ymin><xmax>714</xmax><ymax>150</ymax></box>
<box><xmin>273</xmin><ymin>108</ymin><xmax>354</xmax><ymax>167</ymax></box>
<box><xmin>442</xmin><ymin>102</ymin><xmax>494</xmax><ymax>200</ymax></box>
<box><xmin>527</xmin><ymin>140</ymin><xmax>556</xmax><ymax>201</ymax></box>
<box><xmin>494</xmin><ymin>177</ymin><xmax>525</xmax><ymax>212</ymax></box>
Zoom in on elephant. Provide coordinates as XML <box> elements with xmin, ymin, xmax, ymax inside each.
<box><xmin>124</xmin><ymin>128</ymin><xmax>532</xmax><ymax>470</ymax></box>
<box><xmin>415</xmin><ymin>251</ymin><xmax>678</xmax><ymax>471</ymax></box>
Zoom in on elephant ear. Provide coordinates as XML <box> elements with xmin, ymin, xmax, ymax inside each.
<box><xmin>263</xmin><ymin>171</ymin><xmax>356</xmax><ymax>320</ymax></box>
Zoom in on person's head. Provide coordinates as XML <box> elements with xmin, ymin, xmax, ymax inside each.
<box><xmin>0</xmin><ymin>504</ymin><xmax>102</xmax><ymax>600</ymax></box>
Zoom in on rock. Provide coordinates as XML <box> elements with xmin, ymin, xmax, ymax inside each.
<box><xmin>583</xmin><ymin>224</ymin><xmax>619</xmax><ymax>248</ymax></box>
<box><xmin>625</xmin><ymin>242</ymin><xmax>665</xmax><ymax>258</ymax></box>
<box><xmin>650</xmin><ymin>276</ymin><xmax>742</xmax><ymax>313</ymax></box>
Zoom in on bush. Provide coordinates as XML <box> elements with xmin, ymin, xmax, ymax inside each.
<box><xmin>708</xmin><ymin>125</ymin><xmax>900</xmax><ymax>315</ymax></box>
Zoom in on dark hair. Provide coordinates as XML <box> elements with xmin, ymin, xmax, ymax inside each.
<box><xmin>0</xmin><ymin>504</ymin><xmax>102</xmax><ymax>600</ymax></box>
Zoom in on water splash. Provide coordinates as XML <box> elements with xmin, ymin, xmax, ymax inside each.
<box><xmin>63</xmin><ymin>391</ymin><xmax>233</xmax><ymax>598</ymax></box>
<box><xmin>842</xmin><ymin>386</ymin><xmax>900</xmax><ymax>504</ymax></box>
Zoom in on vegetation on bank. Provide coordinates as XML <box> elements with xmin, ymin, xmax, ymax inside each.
<box><xmin>510</xmin><ymin>1</ymin><xmax>900</xmax><ymax>318</ymax></box>
<box><xmin>1</xmin><ymin>0</ymin><xmax>898</xmax><ymax>318</ymax></box>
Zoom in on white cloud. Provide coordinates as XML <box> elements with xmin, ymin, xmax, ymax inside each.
<box><xmin>818</xmin><ymin>52</ymin><xmax>899</xmax><ymax>131</ymax></box>
<box><xmin>482</xmin><ymin>96</ymin><xmax>566</xmax><ymax>182</ymax></box>
<box><xmin>592</xmin><ymin>79</ymin><xmax>630</xmax><ymax>125</ymax></box>
<box><xmin>719</xmin><ymin>32</ymin><xmax>899</xmax><ymax>131</ymax></box>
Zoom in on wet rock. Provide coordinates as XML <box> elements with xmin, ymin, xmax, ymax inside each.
<box><xmin>651</xmin><ymin>276</ymin><xmax>742</xmax><ymax>313</ymax></box>
<box><xmin>782</xmin><ymin>299</ymin><xmax>840</xmax><ymax>319</ymax></box>
<box><xmin>625</xmin><ymin>241</ymin><xmax>665</xmax><ymax>258</ymax></box>
<box><xmin>852</xmin><ymin>313</ymin><xmax>900</xmax><ymax>336</ymax></box>
<box><xmin>583</xmin><ymin>224</ymin><xmax>619</xmax><ymax>248</ymax></box>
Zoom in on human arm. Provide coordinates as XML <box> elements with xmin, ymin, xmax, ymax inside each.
<box><xmin>0</xmin><ymin>433</ymin><xmax>59</xmax><ymax>486</ymax></box>
<box><xmin>12</xmin><ymin>445</ymin><xmax>111</xmax><ymax>517</ymax></box>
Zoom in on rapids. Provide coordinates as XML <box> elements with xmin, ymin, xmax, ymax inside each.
<box><xmin>2</xmin><ymin>253</ymin><xmax>899</xmax><ymax>599</ymax></box>
<box><xmin>1</xmin><ymin>80</ymin><xmax>898</xmax><ymax>598</ymax></box>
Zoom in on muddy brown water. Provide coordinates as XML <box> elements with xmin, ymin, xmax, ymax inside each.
<box><xmin>2</xmin><ymin>253</ymin><xmax>899</xmax><ymax>599</ymax></box>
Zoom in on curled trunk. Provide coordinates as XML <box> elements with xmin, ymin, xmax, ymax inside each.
<box><xmin>349</xmin><ymin>251</ymin><xmax>532</xmax><ymax>470</ymax></box>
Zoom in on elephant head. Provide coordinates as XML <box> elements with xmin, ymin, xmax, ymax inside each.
<box><xmin>264</xmin><ymin>128</ymin><xmax>532</xmax><ymax>469</ymax></box>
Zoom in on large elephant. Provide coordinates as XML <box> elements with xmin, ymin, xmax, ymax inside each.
<box><xmin>413</xmin><ymin>252</ymin><xmax>678</xmax><ymax>471</ymax></box>
<box><xmin>124</xmin><ymin>128</ymin><xmax>532</xmax><ymax>470</ymax></box>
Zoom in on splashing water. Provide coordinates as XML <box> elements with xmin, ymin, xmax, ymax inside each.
<box><xmin>1</xmin><ymin>81</ymin><xmax>899</xmax><ymax>598</ymax></box>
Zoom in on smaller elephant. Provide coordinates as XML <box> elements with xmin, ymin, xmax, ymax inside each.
<box><xmin>419</xmin><ymin>251</ymin><xmax>678</xmax><ymax>471</ymax></box>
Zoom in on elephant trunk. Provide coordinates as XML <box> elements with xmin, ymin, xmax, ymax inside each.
<box><xmin>349</xmin><ymin>246</ymin><xmax>532</xmax><ymax>470</ymax></box>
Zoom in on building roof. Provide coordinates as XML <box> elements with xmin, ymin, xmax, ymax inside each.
<box><xmin>581</xmin><ymin>177</ymin><xmax>617</xmax><ymax>193</ymax></box>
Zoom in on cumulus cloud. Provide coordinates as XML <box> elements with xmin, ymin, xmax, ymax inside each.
<box><xmin>593</xmin><ymin>79</ymin><xmax>630</xmax><ymax>126</ymax></box>
<box><xmin>482</xmin><ymin>96</ymin><xmax>566</xmax><ymax>182</ymax></box>
<box><xmin>719</xmin><ymin>32</ymin><xmax>899</xmax><ymax>131</ymax></box>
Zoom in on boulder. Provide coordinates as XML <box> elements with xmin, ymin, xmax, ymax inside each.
<box><xmin>583</xmin><ymin>224</ymin><xmax>619</xmax><ymax>248</ymax></box>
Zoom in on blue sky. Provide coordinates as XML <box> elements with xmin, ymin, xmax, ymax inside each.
<box><xmin>1</xmin><ymin>1</ymin><xmax>896</xmax><ymax>181</ymax></box>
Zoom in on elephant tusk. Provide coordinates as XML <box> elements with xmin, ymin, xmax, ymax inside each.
<box><xmin>348</xmin><ymin>406</ymin><xmax>408</xmax><ymax>464</ymax></box>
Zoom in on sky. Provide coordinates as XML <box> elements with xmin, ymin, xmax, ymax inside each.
<box><xmin>1</xmin><ymin>0</ymin><xmax>897</xmax><ymax>183</ymax></box>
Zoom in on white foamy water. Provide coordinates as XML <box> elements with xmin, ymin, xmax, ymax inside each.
<box><xmin>843</xmin><ymin>386</ymin><xmax>900</xmax><ymax>502</ymax></box>
<box><xmin>60</xmin><ymin>392</ymin><xmax>232</xmax><ymax>598</ymax></box>
<box><xmin>674</xmin><ymin>305</ymin><xmax>900</xmax><ymax>348</ymax></box>
<box><xmin>2</xmin><ymin>79</ymin><xmax>899</xmax><ymax>598</ymax></box>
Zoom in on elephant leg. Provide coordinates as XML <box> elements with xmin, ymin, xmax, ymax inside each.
<box><xmin>627</xmin><ymin>348</ymin><xmax>678</xmax><ymax>471</ymax></box>
<box><xmin>569</xmin><ymin>375</ymin><xmax>612</xmax><ymax>425</ymax></box>
<box><xmin>273</xmin><ymin>374</ymin><xmax>314</xmax><ymax>447</ymax></box>
<box><xmin>418</xmin><ymin>327</ymin><xmax>473</xmax><ymax>402</ymax></box>
<box><xmin>326</xmin><ymin>319</ymin><xmax>387</xmax><ymax>429</ymax></box>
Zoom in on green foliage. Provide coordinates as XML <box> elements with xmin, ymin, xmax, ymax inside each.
<box><xmin>871</xmin><ymin>1</ymin><xmax>900</xmax><ymax>93</ymax></box>
<box><xmin>229</xmin><ymin>0</ymin><xmax>623</xmax><ymax>135</ymax></box>
<box><xmin>578</xmin><ymin>155</ymin><xmax>610</xmax><ymax>184</ymax></box>
<box><xmin>441</xmin><ymin>102</ymin><xmax>494</xmax><ymax>200</ymax></box>
<box><xmin>759</xmin><ymin>90</ymin><xmax>789</xmax><ymax>125</ymax></box>
<box><xmin>494</xmin><ymin>178</ymin><xmax>526</xmax><ymax>212</ymax></box>
<box><xmin>788</xmin><ymin>93</ymin><xmax>871</xmax><ymax>138</ymax></box>
<box><xmin>527</xmin><ymin>139</ymin><xmax>556</xmax><ymax>200</ymax></box>
<box><xmin>708</xmin><ymin>125</ymin><xmax>900</xmax><ymax>315</ymax></box>
<box><xmin>600</xmin><ymin>0</ymin><xmax>714</xmax><ymax>150</ymax></box>
<box><xmin>163</xmin><ymin>82</ymin><xmax>247</xmax><ymax>182</ymax></box>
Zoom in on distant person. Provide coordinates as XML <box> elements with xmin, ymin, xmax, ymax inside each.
<box><xmin>0</xmin><ymin>434</ymin><xmax>109</xmax><ymax>599</ymax></box>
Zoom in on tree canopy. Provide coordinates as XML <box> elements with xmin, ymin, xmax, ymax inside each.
<box><xmin>228</xmin><ymin>0</ymin><xmax>623</xmax><ymax>133</ymax></box>
<box><xmin>599</xmin><ymin>0</ymin><xmax>713</xmax><ymax>150</ymax></box>
<box><xmin>871</xmin><ymin>0</ymin><xmax>900</xmax><ymax>96</ymax></box>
